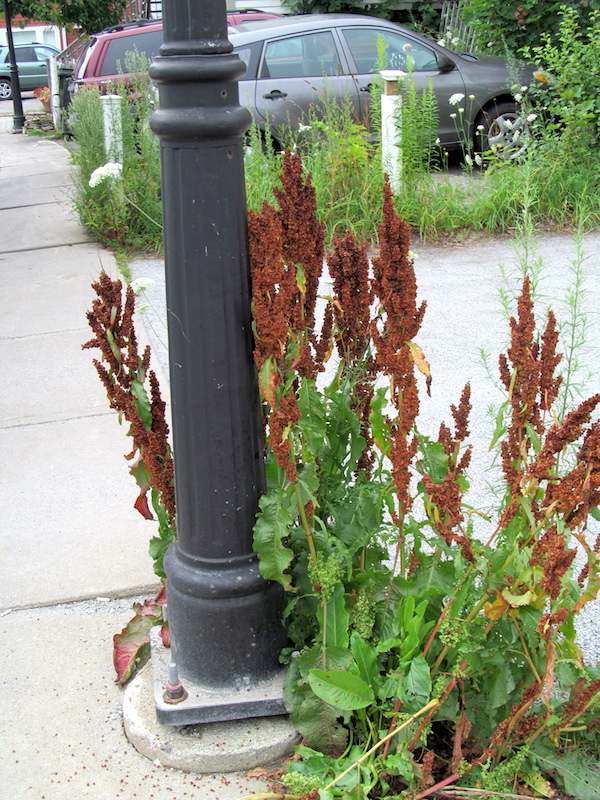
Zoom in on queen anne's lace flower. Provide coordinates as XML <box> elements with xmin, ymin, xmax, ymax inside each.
<box><xmin>449</xmin><ymin>93</ymin><xmax>465</xmax><ymax>106</ymax></box>
<box><xmin>89</xmin><ymin>162</ymin><xmax>123</xmax><ymax>187</ymax></box>
<box><xmin>527</xmin><ymin>113</ymin><xmax>538</xmax><ymax>123</ymax></box>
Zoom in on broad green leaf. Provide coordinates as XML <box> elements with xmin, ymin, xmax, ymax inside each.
<box><xmin>537</xmin><ymin>750</ymin><xmax>600</xmax><ymax>800</ymax></box>
<box><xmin>518</xmin><ymin>495</ymin><xmax>536</xmax><ymax>531</ymax></box>
<box><xmin>298</xmin><ymin>380</ymin><xmax>327</xmax><ymax>458</ymax></box>
<box><xmin>308</xmin><ymin>669</ymin><xmax>374</xmax><ymax>710</ymax></box>
<box><xmin>317</xmin><ymin>584</ymin><xmax>349</xmax><ymax>648</ymax></box>
<box><xmin>131</xmin><ymin>379</ymin><xmax>152</xmax><ymax>431</ymax></box>
<box><xmin>501</xmin><ymin>587</ymin><xmax>536</xmax><ymax>607</ymax></box>
<box><xmin>401</xmin><ymin>596</ymin><xmax>415</xmax><ymax>632</ymax></box>
<box><xmin>402</xmin><ymin>654</ymin><xmax>431</xmax><ymax>699</ymax></box>
<box><xmin>369</xmin><ymin>387</ymin><xmax>391</xmax><ymax>456</ymax></box>
<box><xmin>129</xmin><ymin>460</ymin><xmax>151</xmax><ymax>491</ymax></box>
<box><xmin>590</xmin><ymin>506</ymin><xmax>600</xmax><ymax>522</ymax></box>
<box><xmin>489</xmin><ymin>661</ymin><xmax>516</xmax><ymax>709</ymax></box>
<box><xmin>521</xmin><ymin>770</ymin><xmax>554</xmax><ymax>798</ymax></box>
<box><xmin>253</xmin><ymin>489</ymin><xmax>294</xmax><ymax>589</ymax></box>
<box><xmin>418</xmin><ymin>437</ymin><xmax>449</xmax><ymax>484</ymax></box>
<box><xmin>297</xmin><ymin>460</ymin><xmax>320</xmax><ymax>507</ymax></box>
<box><xmin>350</xmin><ymin>631</ymin><xmax>380</xmax><ymax>691</ymax></box>
<box><xmin>284</xmin><ymin>649</ymin><xmax>350</xmax><ymax>754</ymax></box>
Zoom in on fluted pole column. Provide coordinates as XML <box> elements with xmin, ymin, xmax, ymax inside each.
<box><xmin>149</xmin><ymin>0</ymin><xmax>286</xmax><ymax>709</ymax></box>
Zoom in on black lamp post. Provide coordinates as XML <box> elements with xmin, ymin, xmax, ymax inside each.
<box><xmin>149</xmin><ymin>0</ymin><xmax>287</xmax><ymax>724</ymax></box>
<box><xmin>2</xmin><ymin>0</ymin><xmax>25</xmax><ymax>133</ymax></box>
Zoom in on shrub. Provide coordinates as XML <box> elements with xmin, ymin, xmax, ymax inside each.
<box><xmin>462</xmin><ymin>0</ymin><xmax>599</xmax><ymax>54</ymax></box>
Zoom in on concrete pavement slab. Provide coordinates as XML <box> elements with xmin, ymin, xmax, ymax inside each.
<box><xmin>0</xmin><ymin>204</ymin><xmax>91</xmax><ymax>252</ymax></box>
<box><xmin>0</xmin><ymin>243</ymin><xmax>111</xmax><ymax>338</ymax></box>
<box><xmin>0</xmin><ymin>327</ymin><xmax>119</xmax><ymax>427</ymax></box>
<box><xmin>0</xmin><ymin>179</ymin><xmax>74</xmax><ymax>205</ymax></box>
<box><xmin>0</xmin><ymin>133</ymin><xmax>71</xmax><ymax>173</ymax></box>
<box><xmin>0</xmin><ymin>601</ymin><xmax>280</xmax><ymax>800</ymax></box>
<box><xmin>0</xmin><ymin>414</ymin><xmax>159</xmax><ymax>608</ymax></box>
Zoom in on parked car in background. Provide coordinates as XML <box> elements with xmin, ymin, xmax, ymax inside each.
<box><xmin>64</xmin><ymin>14</ymin><xmax>535</xmax><ymax>156</ymax></box>
<box><xmin>61</xmin><ymin>11</ymin><xmax>279</xmax><ymax>95</ymax></box>
<box><xmin>0</xmin><ymin>42</ymin><xmax>60</xmax><ymax>100</ymax></box>
<box><xmin>230</xmin><ymin>15</ymin><xmax>536</xmax><ymax>156</ymax></box>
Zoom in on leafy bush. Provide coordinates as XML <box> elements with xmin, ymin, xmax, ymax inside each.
<box><xmin>525</xmin><ymin>5</ymin><xmax>600</xmax><ymax>147</ymax></box>
<box><xmin>69</xmin><ymin>56</ymin><xmax>162</xmax><ymax>251</ymax></box>
<box><xmin>462</xmin><ymin>0</ymin><xmax>599</xmax><ymax>54</ymax></box>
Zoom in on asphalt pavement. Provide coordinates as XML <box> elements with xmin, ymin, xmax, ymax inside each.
<box><xmin>1</xmin><ymin>96</ymin><xmax>599</xmax><ymax>800</ymax></box>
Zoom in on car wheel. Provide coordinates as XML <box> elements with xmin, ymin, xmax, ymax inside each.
<box><xmin>475</xmin><ymin>101</ymin><xmax>529</xmax><ymax>159</ymax></box>
<box><xmin>0</xmin><ymin>79</ymin><xmax>12</xmax><ymax>101</ymax></box>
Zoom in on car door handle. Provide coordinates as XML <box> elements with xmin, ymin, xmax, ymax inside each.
<box><xmin>360</xmin><ymin>83</ymin><xmax>374</xmax><ymax>93</ymax></box>
<box><xmin>262</xmin><ymin>89</ymin><xmax>288</xmax><ymax>100</ymax></box>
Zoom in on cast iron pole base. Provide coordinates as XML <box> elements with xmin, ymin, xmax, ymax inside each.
<box><xmin>150</xmin><ymin>629</ymin><xmax>286</xmax><ymax>725</ymax></box>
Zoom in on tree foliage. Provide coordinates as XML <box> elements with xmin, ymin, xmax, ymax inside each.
<box><xmin>6</xmin><ymin>0</ymin><xmax>128</xmax><ymax>34</ymax></box>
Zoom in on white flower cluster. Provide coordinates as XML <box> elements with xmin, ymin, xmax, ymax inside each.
<box><xmin>89</xmin><ymin>162</ymin><xmax>123</xmax><ymax>188</ymax></box>
<box><xmin>449</xmin><ymin>93</ymin><xmax>465</xmax><ymax>106</ymax></box>
<box><xmin>437</xmin><ymin>31</ymin><xmax>460</xmax><ymax>49</ymax></box>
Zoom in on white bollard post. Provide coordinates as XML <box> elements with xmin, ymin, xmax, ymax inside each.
<box><xmin>47</xmin><ymin>56</ymin><xmax>60</xmax><ymax>129</ymax></box>
<box><xmin>101</xmin><ymin>94</ymin><xmax>123</xmax><ymax>164</ymax></box>
<box><xmin>380</xmin><ymin>70</ymin><xmax>406</xmax><ymax>194</ymax></box>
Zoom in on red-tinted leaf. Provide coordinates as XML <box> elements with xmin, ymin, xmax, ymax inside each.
<box><xmin>160</xmin><ymin>621</ymin><xmax>170</xmax><ymax>647</ymax></box>
<box><xmin>113</xmin><ymin>613</ymin><xmax>157</xmax><ymax>685</ymax></box>
<box><xmin>130</xmin><ymin>460</ymin><xmax>151</xmax><ymax>491</ymax></box>
<box><xmin>113</xmin><ymin>588</ymin><xmax>167</xmax><ymax>684</ymax></box>
<box><xmin>134</xmin><ymin>491</ymin><xmax>154</xmax><ymax>520</ymax></box>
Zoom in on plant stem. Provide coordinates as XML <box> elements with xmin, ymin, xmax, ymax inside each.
<box><xmin>324</xmin><ymin>699</ymin><xmax>439</xmax><ymax>791</ymax></box>
<box><xmin>293</xmin><ymin>482</ymin><xmax>318</xmax><ymax>568</ymax></box>
<box><xmin>414</xmin><ymin>772</ymin><xmax>460</xmax><ymax>799</ymax></box>
<box><xmin>512</xmin><ymin>615</ymin><xmax>542</xmax><ymax>683</ymax></box>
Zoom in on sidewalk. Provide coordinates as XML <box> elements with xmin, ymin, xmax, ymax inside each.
<box><xmin>0</xmin><ymin>113</ymin><xmax>277</xmax><ymax>800</ymax></box>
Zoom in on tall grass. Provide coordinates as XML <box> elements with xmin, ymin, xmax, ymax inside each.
<box><xmin>68</xmin><ymin>62</ymin><xmax>599</xmax><ymax>251</ymax></box>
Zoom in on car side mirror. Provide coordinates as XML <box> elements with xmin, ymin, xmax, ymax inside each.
<box><xmin>437</xmin><ymin>53</ymin><xmax>456</xmax><ymax>73</ymax></box>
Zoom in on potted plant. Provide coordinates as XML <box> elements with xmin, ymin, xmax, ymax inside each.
<box><xmin>33</xmin><ymin>86</ymin><xmax>51</xmax><ymax>113</ymax></box>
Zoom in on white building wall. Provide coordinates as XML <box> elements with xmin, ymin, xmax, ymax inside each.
<box><xmin>0</xmin><ymin>24</ymin><xmax>65</xmax><ymax>50</ymax></box>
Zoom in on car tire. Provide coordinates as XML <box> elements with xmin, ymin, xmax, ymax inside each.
<box><xmin>475</xmin><ymin>101</ymin><xmax>529</xmax><ymax>159</ymax></box>
<box><xmin>0</xmin><ymin>78</ymin><xmax>12</xmax><ymax>101</ymax></box>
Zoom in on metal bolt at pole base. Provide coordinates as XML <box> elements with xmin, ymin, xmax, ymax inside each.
<box><xmin>148</xmin><ymin>0</ymin><xmax>287</xmax><ymax>724</ymax></box>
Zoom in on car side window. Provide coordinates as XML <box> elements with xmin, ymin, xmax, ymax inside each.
<box><xmin>261</xmin><ymin>31</ymin><xmax>341</xmax><ymax>79</ymax></box>
<box><xmin>15</xmin><ymin>47</ymin><xmax>37</xmax><ymax>63</ymax></box>
<box><xmin>233</xmin><ymin>41</ymin><xmax>261</xmax><ymax>80</ymax></box>
<box><xmin>342</xmin><ymin>28</ymin><xmax>438</xmax><ymax>73</ymax></box>
<box><xmin>100</xmin><ymin>30</ymin><xmax>163</xmax><ymax>76</ymax></box>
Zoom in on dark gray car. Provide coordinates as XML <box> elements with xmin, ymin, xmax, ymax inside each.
<box><xmin>230</xmin><ymin>15</ymin><xmax>534</xmax><ymax>155</ymax></box>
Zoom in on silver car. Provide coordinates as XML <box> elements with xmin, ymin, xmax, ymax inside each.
<box><xmin>230</xmin><ymin>15</ymin><xmax>533</xmax><ymax>154</ymax></box>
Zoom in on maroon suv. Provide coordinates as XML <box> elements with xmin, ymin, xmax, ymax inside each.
<box><xmin>65</xmin><ymin>12</ymin><xmax>280</xmax><ymax>95</ymax></box>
